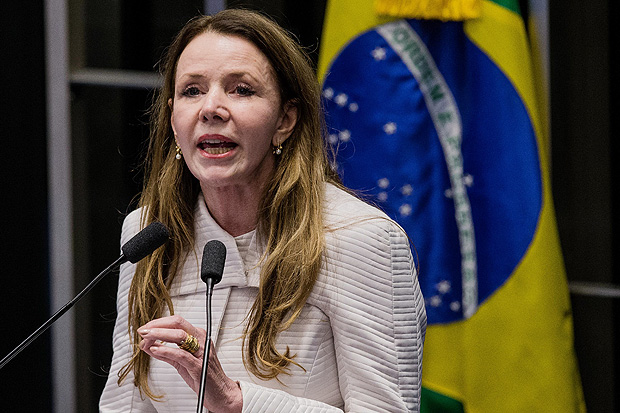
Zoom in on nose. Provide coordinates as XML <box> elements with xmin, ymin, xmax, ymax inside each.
<box><xmin>199</xmin><ymin>89</ymin><xmax>230</xmax><ymax>122</ymax></box>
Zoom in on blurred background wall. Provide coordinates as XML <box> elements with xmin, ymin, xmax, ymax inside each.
<box><xmin>0</xmin><ymin>0</ymin><xmax>616</xmax><ymax>411</ymax></box>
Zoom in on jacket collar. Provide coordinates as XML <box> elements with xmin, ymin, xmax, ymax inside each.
<box><xmin>168</xmin><ymin>193</ymin><xmax>261</xmax><ymax>297</ymax></box>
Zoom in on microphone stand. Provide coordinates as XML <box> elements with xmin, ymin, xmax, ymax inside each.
<box><xmin>197</xmin><ymin>277</ymin><xmax>215</xmax><ymax>413</ymax></box>
<box><xmin>0</xmin><ymin>255</ymin><xmax>127</xmax><ymax>370</ymax></box>
<box><xmin>0</xmin><ymin>220</ymin><xmax>168</xmax><ymax>371</ymax></box>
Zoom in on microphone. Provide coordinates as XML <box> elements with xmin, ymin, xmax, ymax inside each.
<box><xmin>0</xmin><ymin>221</ymin><xmax>170</xmax><ymax>370</ymax></box>
<box><xmin>122</xmin><ymin>221</ymin><xmax>170</xmax><ymax>263</ymax></box>
<box><xmin>200</xmin><ymin>239</ymin><xmax>226</xmax><ymax>285</ymax></box>
<box><xmin>197</xmin><ymin>240</ymin><xmax>226</xmax><ymax>413</ymax></box>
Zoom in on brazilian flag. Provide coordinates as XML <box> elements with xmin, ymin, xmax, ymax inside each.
<box><xmin>319</xmin><ymin>0</ymin><xmax>586</xmax><ymax>411</ymax></box>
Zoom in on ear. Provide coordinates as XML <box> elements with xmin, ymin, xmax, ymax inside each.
<box><xmin>168</xmin><ymin>98</ymin><xmax>177</xmax><ymax>137</ymax></box>
<box><xmin>272</xmin><ymin>101</ymin><xmax>298</xmax><ymax>147</ymax></box>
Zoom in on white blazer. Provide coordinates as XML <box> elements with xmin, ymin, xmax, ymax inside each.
<box><xmin>100</xmin><ymin>184</ymin><xmax>426</xmax><ymax>412</ymax></box>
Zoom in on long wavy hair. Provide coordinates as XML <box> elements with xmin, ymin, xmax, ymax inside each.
<box><xmin>118</xmin><ymin>9</ymin><xmax>341</xmax><ymax>399</ymax></box>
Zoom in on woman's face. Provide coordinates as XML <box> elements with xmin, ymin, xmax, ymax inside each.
<box><xmin>170</xmin><ymin>31</ymin><xmax>296</xmax><ymax>193</ymax></box>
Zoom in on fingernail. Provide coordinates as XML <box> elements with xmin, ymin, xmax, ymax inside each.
<box><xmin>137</xmin><ymin>328</ymin><xmax>150</xmax><ymax>335</ymax></box>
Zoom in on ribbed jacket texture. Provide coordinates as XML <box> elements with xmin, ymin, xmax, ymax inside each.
<box><xmin>100</xmin><ymin>184</ymin><xmax>426</xmax><ymax>412</ymax></box>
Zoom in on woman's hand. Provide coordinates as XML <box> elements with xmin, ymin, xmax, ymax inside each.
<box><xmin>137</xmin><ymin>315</ymin><xmax>243</xmax><ymax>413</ymax></box>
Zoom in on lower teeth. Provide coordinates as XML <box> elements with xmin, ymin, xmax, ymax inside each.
<box><xmin>204</xmin><ymin>147</ymin><xmax>232</xmax><ymax>155</ymax></box>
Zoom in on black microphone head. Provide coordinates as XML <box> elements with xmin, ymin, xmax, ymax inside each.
<box><xmin>201</xmin><ymin>240</ymin><xmax>226</xmax><ymax>285</ymax></box>
<box><xmin>121</xmin><ymin>221</ymin><xmax>170</xmax><ymax>263</ymax></box>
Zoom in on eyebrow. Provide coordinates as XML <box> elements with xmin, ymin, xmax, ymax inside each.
<box><xmin>176</xmin><ymin>73</ymin><xmax>207</xmax><ymax>83</ymax></box>
<box><xmin>176</xmin><ymin>69</ymin><xmax>268</xmax><ymax>86</ymax></box>
<box><xmin>177</xmin><ymin>71</ymin><xmax>258</xmax><ymax>81</ymax></box>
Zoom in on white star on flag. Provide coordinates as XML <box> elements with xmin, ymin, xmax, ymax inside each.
<box><xmin>399</xmin><ymin>203</ymin><xmax>412</xmax><ymax>217</ymax></box>
<box><xmin>463</xmin><ymin>174</ymin><xmax>474</xmax><ymax>186</ymax></box>
<box><xmin>429</xmin><ymin>295</ymin><xmax>442</xmax><ymax>307</ymax></box>
<box><xmin>383</xmin><ymin>122</ymin><xmax>397</xmax><ymax>134</ymax></box>
<box><xmin>377</xmin><ymin>178</ymin><xmax>390</xmax><ymax>188</ymax></box>
<box><xmin>400</xmin><ymin>184</ymin><xmax>413</xmax><ymax>196</ymax></box>
<box><xmin>436</xmin><ymin>280</ymin><xmax>452</xmax><ymax>294</ymax></box>
<box><xmin>371</xmin><ymin>46</ymin><xmax>387</xmax><ymax>61</ymax></box>
<box><xmin>335</xmin><ymin>93</ymin><xmax>348</xmax><ymax>107</ymax></box>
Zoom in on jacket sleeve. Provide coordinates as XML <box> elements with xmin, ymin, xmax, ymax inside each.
<box><xmin>325</xmin><ymin>218</ymin><xmax>426</xmax><ymax>412</ymax></box>
<box><xmin>239</xmin><ymin>381</ymin><xmax>342</xmax><ymax>412</ymax></box>
<box><xmin>238</xmin><ymin>217</ymin><xmax>426</xmax><ymax>412</ymax></box>
<box><xmin>99</xmin><ymin>211</ymin><xmax>157</xmax><ymax>413</ymax></box>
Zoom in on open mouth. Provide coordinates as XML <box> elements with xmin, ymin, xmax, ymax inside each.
<box><xmin>198</xmin><ymin>139</ymin><xmax>237</xmax><ymax>155</ymax></box>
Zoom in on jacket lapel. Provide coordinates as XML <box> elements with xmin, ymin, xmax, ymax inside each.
<box><xmin>167</xmin><ymin>194</ymin><xmax>261</xmax><ymax>343</ymax></box>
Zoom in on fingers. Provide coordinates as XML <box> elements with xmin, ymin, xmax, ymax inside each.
<box><xmin>142</xmin><ymin>341</ymin><xmax>197</xmax><ymax>367</ymax></box>
<box><xmin>135</xmin><ymin>315</ymin><xmax>243</xmax><ymax>411</ymax></box>
<box><xmin>141</xmin><ymin>342</ymin><xmax>202</xmax><ymax>391</ymax></box>
<box><xmin>137</xmin><ymin>315</ymin><xmax>206</xmax><ymax>357</ymax></box>
<box><xmin>141</xmin><ymin>314</ymin><xmax>203</xmax><ymax>337</ymax></box>
<box><xmin>138</xmin><ymin>327</ymin><xmax>189</xmax><ymax>347</ymax></box>
<box><xmin>139</xmin><ymin>334</ymin><xmax>242</xmax><ymax>412</ymax></box>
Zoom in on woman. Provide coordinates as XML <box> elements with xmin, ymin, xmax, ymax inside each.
<box><xmin>100</xmin><ymin>8</ymin><xmax>426</xmax><ymax>413</ymax></box>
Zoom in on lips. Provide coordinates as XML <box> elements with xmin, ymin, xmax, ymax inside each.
<box><xmin>198</xmin><ymin>137</ymin><xmax>237</xmax><ymax>155</ymax></box>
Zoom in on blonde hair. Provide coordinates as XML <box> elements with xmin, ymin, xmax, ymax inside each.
<box><xmin>118</xmin><ymin>9</ymin><xmax>341</xmax><ymax>398</ymax></box>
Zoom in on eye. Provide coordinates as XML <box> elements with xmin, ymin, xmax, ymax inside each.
<box><xmin>235</xmin><ymin>84</ymin><xmax>255</xmax><ymax>97</ymax></box>
<box><xmin>181</xmin><ymin>86</ymin><xmax>201</xmax><ymax>97</ymax></box>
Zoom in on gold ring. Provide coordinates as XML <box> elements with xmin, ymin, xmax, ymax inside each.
<box><xmin>178</xmin><ymin>333</ymin><xmax>199</xmax><ymax>354</ymax></box>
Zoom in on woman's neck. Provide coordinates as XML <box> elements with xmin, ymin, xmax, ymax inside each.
<box><xmin>201</xmin><ymin>183</ymin><xmax>263</xmax><ymax>237</ymax></box>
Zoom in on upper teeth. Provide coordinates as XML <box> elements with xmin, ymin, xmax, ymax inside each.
<box><xmin>201</xmin><ymin>139</ymin><xmax>223</xmax><ymax>144</ymax></box>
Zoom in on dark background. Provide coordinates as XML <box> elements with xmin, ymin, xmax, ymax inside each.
<box><xmin>0</xmin><ymin>0</ymin><xmax>616</xmax><ymax>411</ymax></box>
